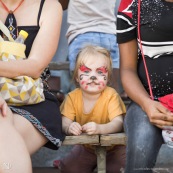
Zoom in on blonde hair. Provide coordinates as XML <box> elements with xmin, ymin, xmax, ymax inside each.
<box><xmin>73</xmin><ymin>45</ymin><xmax>112</xmax><ymax>85</ymax></box>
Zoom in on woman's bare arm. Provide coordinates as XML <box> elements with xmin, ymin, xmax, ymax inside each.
<box><xmin>119</xmin><ymin>39</ymin><xmax>151</xmax><ymax>107</ymax></box>
<box><xmin>0</xmin><ymin>0</ymin><xmax>63</xmax><ymax>79</ymax></box>
<box><xmin>119</xmin><ymin>39</ymin><xmax>173</xmax><ymax>128</ymax></box>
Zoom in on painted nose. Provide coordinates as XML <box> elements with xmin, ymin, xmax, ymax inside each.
<box><xmin>90</xmin><ymin>76</ymin><xmax>97</xmax><ymax>80</ymax></box>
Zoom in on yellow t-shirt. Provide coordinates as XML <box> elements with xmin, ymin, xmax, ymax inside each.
<box><xmin>60</xmin><ymin>86</ymin><xmax>126</xmax><ymax>125</ymax></box>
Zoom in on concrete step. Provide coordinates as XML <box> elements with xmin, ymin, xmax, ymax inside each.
<box><xmin>33</xmin><ymin>167</ymin><xmax>97</xmax><ymax>173</ymax></box>
<box><xmin>33</xmin><ymin>167</ymin><xmax>60</xmax><ymax>173</ymax></box>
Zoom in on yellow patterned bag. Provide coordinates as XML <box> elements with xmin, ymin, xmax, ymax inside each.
<box><xmin>0</xmin><ymin>21</ymin><xmax>45</xmax><ymax>106</ymax></box>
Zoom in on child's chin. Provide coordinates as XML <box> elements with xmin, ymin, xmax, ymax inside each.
<box><xmin>85</xmin><ymin>88</ymin><xmax>104</xmax><ymax>94</ymax></box>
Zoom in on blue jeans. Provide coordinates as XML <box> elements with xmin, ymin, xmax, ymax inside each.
<box><xmin>68</xmin><ymin>32</ymin><xmax>119</xmax><ymax>71</ymax></box>
<box><xmin>124</xmin><ymin>102</ymin><xmax>163</xmax><ymax>173</ymax></box>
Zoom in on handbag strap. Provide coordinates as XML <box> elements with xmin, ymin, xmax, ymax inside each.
<box><xmin>0</xmin><ymin>20</ymin><xmax>14</xmax><ymax>42</ymax></box>
<box><xmin>137</xmin><ymin>0</ymin><xmax>154</xmax><ymax>100</ymax></box>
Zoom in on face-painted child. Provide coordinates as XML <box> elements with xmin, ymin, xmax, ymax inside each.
<box><xmin>73</xmin><ymin>45</ymin><xmax>112</xmax><ymax>95</ymax></box>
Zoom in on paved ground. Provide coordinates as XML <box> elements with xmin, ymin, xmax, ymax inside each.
<box><xmin>32</xmin><ymin>146</ymin><xmax>72</xmax><ymax>167</ymax></box>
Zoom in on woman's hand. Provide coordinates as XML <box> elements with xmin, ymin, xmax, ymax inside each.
<box><xmin>143</xmin><ymin>99</ymin><xmax>173</xmax><ymax>129</ymax></box>
<box><xmin>68</xmin><ymin>122</ymin><xmax>82</xmax><ymax>136</ymax></box>
<box><xmin>0</xmin><ymin>97</ymin><xmax>7</xmax><ymax>117</ymax></box>
<box><xmin>82</xmin><ymin>122</ymin><xmax>98</xmax><ymax>135</ymax></box>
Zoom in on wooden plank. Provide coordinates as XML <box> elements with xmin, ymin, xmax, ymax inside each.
<box><xmin>62</xmin><ymin>134</ymin><xmax>99</xmax><ymax>145</ymax></box>
<box><xmin>49</xmin><ymin>61</ymin><xmax>69</xmax><ymax>71</ymax></box>
<box><xmin>100</xmin><ymin>133</ymin><xmax>126</xmax><ymax>146</ymax></box>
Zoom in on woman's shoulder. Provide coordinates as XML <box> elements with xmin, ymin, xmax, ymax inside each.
<box><xmin>39</xmin><ymin>0</ymin><xmax>62</xmax><ymax>21</ymax></box>
<box><xmin>44</xmin><ymin>0</ymin><xmax>62</xmax><ymax>9</ymax></box>
<box><xmin>28</xmin><ymin>0</ymin><xmax>61</xmax><ymax>8</ymax></box>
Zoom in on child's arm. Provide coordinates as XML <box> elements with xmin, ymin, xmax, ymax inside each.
<box><xmin>62</xmin><ymin>116</ymin><xmax>83</xmax><ymax>136</ymax></box>
<box><xmin>82</xmin><ymin>115</ymin><xmax>124</xmax><ymax>135</ymax></box>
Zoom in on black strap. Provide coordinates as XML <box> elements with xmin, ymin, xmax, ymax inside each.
<box><xmin>37</xmin><ymin>0</ymin><xmax>45</xmax><ymax>26</ymax></box>
<box><xmin>5</xmin><ymin>13</ymin><xmax>17</xmax><ymax>39</ymax></box>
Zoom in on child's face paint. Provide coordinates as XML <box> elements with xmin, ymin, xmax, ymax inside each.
<box><xmin>76</xmin><ymin>56</ymin><xmax>108</xmax><ymax>94</ymax></box>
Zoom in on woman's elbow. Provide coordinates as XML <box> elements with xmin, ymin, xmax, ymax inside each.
<box><xmin>29</xmin><ymin>68</ymin><xmax>44</xmax><ymax>79</ymax></box>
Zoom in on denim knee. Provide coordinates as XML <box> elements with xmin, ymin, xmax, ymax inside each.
<box><xmin>124</xmin><ymin>102</ymin><xmax>163</xmax><ymax>173</ymax></box>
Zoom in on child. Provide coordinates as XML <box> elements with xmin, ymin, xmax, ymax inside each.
<box><xmin>53</xmin><ymin>45</ymin><xmax>126</xmax><ymax>173</ymax></box>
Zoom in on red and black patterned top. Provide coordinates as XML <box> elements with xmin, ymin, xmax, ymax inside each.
<box><xmin>117</xmin><ymin>0</ymin><xmax>173</xmax><ymax>100</ymax></box>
